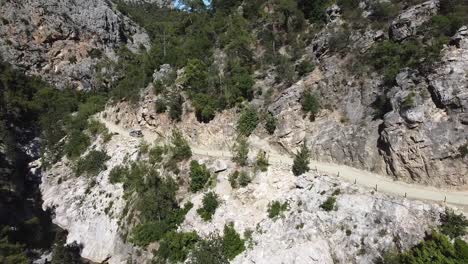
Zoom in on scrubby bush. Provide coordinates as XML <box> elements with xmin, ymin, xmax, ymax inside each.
<box><xmin>197</xmin><ymin>192</ymin><xmax>219</xmax><ymax>221</ymax></box>
<box><xmin>168</xmin><ymin>94</ymin><xmax>184</xmax><ymax>122</ymax></box>
<box><xmin>155</xmin><ymin>99</ymin><xmax>167</xmax><ymax>113</ymax></box>
<box><xmin>267</xmin><ymin>201</ymin><xmax>288</xmax><ymax>219</ymax></box>
<box><xmin>292</xmin><ymin>141</ymin><xmax>310</xmax><ymax>176</ymax></box>
<box><xmin>320</xmin><ymin>196</ymin><xmax>336</xmax><ymax>211</ymax></box>
<box><xmin>265</xmin><ymin>112</ymin><xmax>277</xmax><ymax>135</ymax></box>
<box><xmin>296</xmin><ymin>59</ymin><xmax>315</xmax><ymax>77</ymax></box>
<box><xmin>237</xmin><ymin>171</ymin><xmax>251</xmax><ymax>187</ymax></box>
<box><xmin>228</xmin><ymin>171</ymin><xmax>240</xmax><ymax>189</ymax></box>
<box><xmin>74</xmin><ymin>150</ymin><xmax>110</xmax><ymax>176</ymax></box>
<box><xmin>255</xmin><ymin>150</ymin><xmax>269</xmax><ymax>172</ymax></box>
<box><xmin>231</xmin><ymin>136</ymin><xmax>249</xmax><ymax>166</ymax></box>
<box><xmin>301</xmin><ymin>90</ymin><xmax>320</xmax><ymax>121</ymax></box>
<box><xmin>149</xmin><ymin>145</ymin><xmax>165</xmax><ymax>164</ymax></box>
<box><xmin>64</xmin><ymin>131</ymin><xmax>91</xmax><ymax>159</ymax></box>
<box><xmin>170</xmin><ymin>130</ymin><xmax>192</xmax><ymax>162</ymax></box>
<box><xmin>189</xmin><ymin>235</ymin><xmax>228</xmax><ymax>264</ymax></box>
<box><xmin>237</xmin><ymin>106</ymin><xmax>258</xmax><ymax>137</ymax></box>
<box><xmin>108</xmin><ymin>165</ymin><xmax>128</xmax><ymax>184</ymax></box>
<box><xmin>222</xmin><ymin>223</ymin><xmax>245</xmax><ymax>260</ymax></box>
<box><xmin>189</xmin><ymin>160</ymin><xmax>211</xmax><ymax>192</ymax></box>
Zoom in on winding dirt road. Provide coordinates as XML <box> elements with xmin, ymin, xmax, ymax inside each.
<box><xmin>99</xmin><ymin>117</ymin><xmax>468</xmax><ymax>213</ymax></box>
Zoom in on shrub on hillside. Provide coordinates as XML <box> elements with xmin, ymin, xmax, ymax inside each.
<box><xmin>197</xmin><ymin>192</ymin><xmax>219</xmax><ymax>221</ymax></box>
<box><xmin>237</xmin><ymin>106</ymin><xmax>258</xmax><ymax>137</ymax></box>
<box><xmin>292</xmin><ymin>141</ymin><xmax>310</xmax><ymax>176</ymax></box>
<box><xmin>170</xmin><ymin>130</ymin><xmax>192</xmax><ymax>162</ymax></box>
<box><xmin>267</xmin><ymin>201</ymin><xmax>288</xmax><ymax>219</ymax></box>
<box><xmin>231</xmin><ymin>136</ymin><xmax>249</xmax><ymax>166</ymax></box>
<box><xmin>222</xmin><ymin>223</ymin><xmax>245</xmax><ymax>260</ymax></box>
<box><xmin>189</xmin><ymin>160</ymin><xmax>211</xmax><ymax>192</ymax></box>
<box><xmin>301</xmin><ymin>90</ymin><xmax>320</xmax><ymax>121</ymax></box>
<box><xmin>320</xmin><ymin>196</ymin><xmax>336</xmax><ymax>211</ymax></box>
<box><xmin>74</xmin><ymin>150</ymin><xmax>110</xmax><ymax>176</ymax></box>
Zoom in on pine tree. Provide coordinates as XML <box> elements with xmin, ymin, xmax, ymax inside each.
<box><xmin>292</xmin><ymin>141</ymin><xmax>310</xmax><ymax>176</ymax></box>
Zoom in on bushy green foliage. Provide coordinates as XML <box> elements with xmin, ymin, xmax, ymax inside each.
<box><xmin>189</xmin><ymin>160</ymin><xmax>211</xmax><ymax>192</ymax></box>
<box><xmin>296</xmin><ymin>59</ymin><xmax>315</xmax><ymax>77</ymax></box>
<box><xmin>401</xmin><ymin>92</ymin><xmax>416</xmax><ymax>110</ymax></box>
<box><xmin>168</xmin><ymin>94</ymin><xmax>184</xmax><ymax>122</ymax></box>
<box><xmin>197</xmin><ymin>192</ymin><xmax>219</xmax><ymax>222</ymax></box>
<box><xmin>64</xmin><ymin>131</ymin><xmax>90</xmax><ymax>159</ymax></box>
<box><xmin>301</xmin><ymin>90</ymin><xmax>320</xmax><ymax>121</ymax></box>
<box><xmin>268</xmin><ymin>201</ymin><xmax>288</xmax><ymax>219</ymax></box>
<box><xmin>237</xmin><ymin>106</ymin><xmax>258</xmax><ymax>137</ymax></box>
<box><xmin>156</xmin><ymin>231</ymin><xmax>199</xmax><ymax>263</ymax></box>
<box><xmin>74</xmin><ymin>150</ymin><xmax>110</xmax><ymax>176</ymax></box>
<box><xmin>155</xmin><ymin>99</ymin><xmax>167</xmax><ymax>113</ymax></box>
<box><xmin>231</xmin><ymin>136</ymin><xmax>249</xmax><ymax>166</ymax></box>
<box><xmin>108</xmin><ymin>165</ymin><xmax>128</xmax><ymax>184</ymax></box>
<box><xmin>265</xmin><ymin>112</ymin><xmax>277</xmax><ymax>135</ymax></box>
<box><xmin>381</xmin><ymin>232</ymin><xmax>468</xmax><ymax>264</ymax></box>
<box><xmin>320</xmin><ymin>196</ymin><xmax>336</xmax><ymax>211</ymax></box>
<box><xmin>237</xmin><ymin>171</ymin><xmax>252</xmax><ymax>187</ymax></box>
<box><xmin>255</xmin><ymin>150</ymin><xmax>269</xmax><ymax>172</ymax></box>
<box><xmin>439</xmin><ymin>208</ymin><xmax>468</xmax><ymax>239</ymax></box>
<box><xmin>228</xmin><ymin>170</ymin><xmax>240</xmax><ymax>189</ymax></box>
<box><xmin>222</xmin><ymin>223</ymin><xmax>245</xmax><ymax>260</ymax></box>
<box><xmin>189</xmin><ymin>235</ymin><xmax>229</xmax><ymax>264</ymax></box>
<box><xmin>170</xmin><ymin>130</ymin><xmax>192</xmax><ymax>162</ymax></box>
<box><xmin>149</xmin><ymin>145</ymin><xmax>166</xmax><ymax>164</ymax></box>
<box><xmin>292</xmin><ymin>141</ymin><xmax>310</xmax><ymax>176</ymax></box>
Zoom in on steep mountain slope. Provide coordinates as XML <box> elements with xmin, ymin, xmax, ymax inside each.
<box><xmin>1</xmin><ymin>0</ymin><xmax>467</xmax><ymax>263</ymax></box>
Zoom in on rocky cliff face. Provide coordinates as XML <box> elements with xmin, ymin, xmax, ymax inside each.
<box><xmin>0</xmin><ymin>0</ymin><xmax>150</xmax><ymax>90</ymax></box>
<box><xmin>267</xmin><ymin>1</ymin><xmax>468</xmax><ymax>188</ymax></box>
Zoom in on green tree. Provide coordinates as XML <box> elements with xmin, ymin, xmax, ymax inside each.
<box><xmin>74</xmin><ymin>150</ymin><xmax>110</xmax><ymax>176</ymax></box>
<box><xmin>265</xmin><ymin>112</ymin><xmax>277</xmax><ymax>135</ymax></box>
<box><xmin>232</xmin><ymin>136</ymin><xmax>249</xmax><ymax>166</ymax></box>
<box><xmin>320</xmin><ymin>196</ymin><xmax>336</xmax><ymax>211</ymax></box>
<box><xmin>189</xmin><ymin>160</ymin><xmax>211</xmax><ymax>192</ymax></box>
<box><xmin>237</xmin><ymin>106</ymin><xmax>258</xmax><ymax>136</ymax></box>
<box><xmin>170</xmin><ymin>130</ymin><xmax>192</xmax><ymax>162</ymax></box>
<box><xmin>197</xmin><ymin>192</ymin><xmax>220</xmax><ymax>221</ymax></box>
<box><xmin>222</xmin><ymin>223</ymin><xmax>245</xmax><ymax>260</ymax></box>
<box><xmin>292</xmin><ymin>141</ymin><xmax>310</xmax><ymax>176</ymax></box>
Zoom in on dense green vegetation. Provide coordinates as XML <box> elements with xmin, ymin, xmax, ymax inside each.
<box><xmin>197</xmin><ymin>192</ymin><xmax>220</xmax><ymax>221</ymax></box>
<box><xmin>381</xmin><ymin>231</ymin><xmax>468</xmax><ymax>264</ymax></box>
<box><xmin>292</xmin><ymin>141</ymin><xmax>310</xmax><ymax>176</ymax></box>
<box><xmin>301</xmin><ymin>90</ymin><xmax>320</xmax><ymax>121</ymax></box>
<box><xmin>439</xmin><ymin>208</ymin><xmax>468</xmax><ymax>239</ymax></box>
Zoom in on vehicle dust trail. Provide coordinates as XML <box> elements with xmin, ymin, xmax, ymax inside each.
<box><xmin>98</xmin><ymin>116</ymin><xmax>468</xmax><ymax>213</ymax></box>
